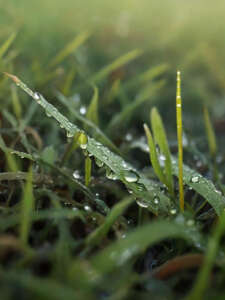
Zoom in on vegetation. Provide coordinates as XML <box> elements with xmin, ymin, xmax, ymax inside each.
<box><xmin>1</xmin><ymin>1</ymin><xmax>225</xmax><ymax>299</ymax></box>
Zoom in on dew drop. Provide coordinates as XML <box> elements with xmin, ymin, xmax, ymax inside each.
<box><xmin>84</xmin><ymin>205</ymin><xmax>92</xmax><ymax>212</ymax></box>
<box><xmin>106</xmin><ymin>168</ymin><xmax>118</xmax><ymax>180</ymax></box>
<box><xmin>170</xmin><ymin>208</ymin><xmax>177</xmax><ymax>215</ymax></box>
<box><xmin>125</xmin><ymin>133</ymin><xmax>133</xmax><ymax>141</ymax></box>
<box><xmin>136</xmin><ymin>199</ymin><xmax>149</xmax><ymax>208</ymax></box>
<box><xmin>136</xmin><ymin>183</ymin><xmax>146</xmax><ymax>192</ymax></box>
<box><xmin>66</xmin><ymin>131</ymin><xmax>74</xmax><ymax>138</ymax></box>
<box><xmin>79</xmin><ymin>106</ymin><xmax>86</xmax><ymax>115</ymax></box>
<box><xmin>153</xmin><ymin>196</ymin><xmax>160</xmax><ymax>204</ymax></box>
<box><xmin>73</xmin><ymin>170</ymin><xmax>80</xmax><ymax>179</ymax></box>
<box><xmin>186</xmin><ymin>219</ymin><xmax>194</xmax><ymax>226</ymax></box>
<box><xmin>95</xmin><ymin>157</ymin><xmax>104</xmax><ymax>168</ymax></box>
<box><xmin>34</xmin><ymin>92</ymin><xmax>40</xmax><ymax>100</ymax></box>
<box><xmin>190</xmin><ymin>176</ymin><xmax>199</xmax><ymax>183</ymax></box>
<box><xmin>123</xmin><ymin>170</ymin><xmax>139</xmax><ymax>183</ymax></box>
<box><xmin>78</xmin><ymin>132</ymin><xmax>88</xmax><ymax>150</ymax></box>
<box><xmin>46</xmin><ymin>111</ymin><xmax>51</xmax><ymax>117</ymax></box>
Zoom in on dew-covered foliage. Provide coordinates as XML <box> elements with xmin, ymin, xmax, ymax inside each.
<box><xmin>1</xmin><ymin>1</ymin><xmax>225</xmax><ymax>299</ymax></box>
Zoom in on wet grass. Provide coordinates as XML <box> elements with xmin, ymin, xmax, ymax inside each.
<box><xmin>1</xmin><ymin>2</ymin><xmax>225</xmax><ymax>299</ymax></box>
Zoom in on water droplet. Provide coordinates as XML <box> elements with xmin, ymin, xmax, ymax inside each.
<box><xmin>125</xmin><ymin>133</ymin><xmax>133</xmax><ymax>141</ymax></box>
<box><xmin>66</xmin><ymin>131</ymin><xmax>74</xmax><ymax>138</ymax></box>
<box><xmin>191</xmin><ymin>176</ymin><xmax>199</xmax><ymax>183</ymax></box>
<box><xmin>79</xmin><ymin>106</ymin><xmax>86</xmax><ymax>115</ymax></box>
<box><xmin>46</xmin><ymin>111</ymin><xmax>51</xmax><ymax>117</ymax></box>
<box><xmin>124</xmin><ymin>170</ymin><xmax>139</xmax><ymax>183</ymax></box>
<box><xmin>73</xmin><ymin>170</ymin><xmax>80</xmax><ymax>179</ymax></box>
<box><xmin>34</xmin><ymin>92</ymin><xmax>40</xmax><ymax>100</ymax></box>
<box><xmin>136</xmin><ymin>183</ymin><xmax>146</xmax><ymax>192</ymax></box>
<box><xmin>215</xmin><ymin>189</ymin><xmax>222</xmax><ymax>196</ymax></box>
<box><xmin>170</xmin><ymin>208</ymin><xmax>177</xmax><ymax>215</ymax></box>
<box><xmin>60</xmin><ymin>124</ymin><xmax>64</xmax><ymax>128</ymax></box>
<box><xmin>78</xmin><ymin>132</ymin><xmax>88</xmax><ymax>150</ymax></box>
<box><xmin>84</xmin><ymin>205</ymin><xmax>92</xmax><ymax>212</ymax></box>
<box><xmin>153</xmin><ymin>196</ymin><xmax>160</xmax><ymax>204</ymax></box>
<box><xmin>136</xmin><ymin>199</ymin><xmax>149</xmax><ymax>208</ymax></box>
<box><xmin>95</xmin><ymin>157</ymin><xmax>104</xmax><ymax>168</ymax></box>
<box><xmin>158</xmin><ymin>154</ymin><xmax>166</xmax><ymax>167</ymax></box>
<box><xmin>186</xmin><ymin>219</ymin><xmax>194</xmax><ymax>226</ymax></box>
<box><xmin>106</xmin><ymin>168</ymin><xmax>118</xmax><ymax>180</ymax></box>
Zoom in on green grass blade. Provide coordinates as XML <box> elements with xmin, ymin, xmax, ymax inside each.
<box><xmin>203</xmin><ymin>106</ymin><xmax>217</xmax><ymax>158</ymax></box>
<box><xmin>91</xmin><ymin>49</ymin><xmax>142</xmax><ymax>83</ymax></box>
<box><xmin>187</xmin><ymin>212</ymin><xmax>225</xmax><ymax>300</ymax></box>
<box><xmin>176</xmin><ymin>71</ymin><xmax>184</xmax><ymax>211</ymax></box>
<box><xmin>86</xmin><ymin>196</ymin><xmax>134</xmax><ymax>246</ymax></box>
<box><xmin>86</xmin><ymin>85</ymin><xmax>99</xmax><ymax>126</ymax></box>
<box><xmin>91</xmin><ymin>219</ymin><xmax>202</xmax><ymax>274</ymax></box>
<box><xmin>85</xmin><ymin>156</ymin><xmax>92</xmax><ymax>187</ymax></box>
<box><xmin>151</xmin><ymin>107</ymin><xmax>174</xmax><ymax>196</ymax></box>
<box><xmin>20</xmin><ymin>167</ymin><xmax>34</xmax><ymax>246</ymax></box>
<box><xmin>0</xmin><ymin>32</ymin><xmax>16</xmax><ymax>59</ymax></box>
<box><xmin>5</xmin><ymin>73</ymin><xmax>172</xmax><ymax>215</ymax></box>
<box><xmin>49</xmin><ymin>31</ymin><xmax>90</xmax><ymax>68</ymax></box>
<box><xmin>11</xmin><ymin>84</ymin><xmax>22</xmax><ymax>121</ymax></box>
<box><xmin>143</xmin><ymin>123</ymin><xmax>167</xmax><ymax>185</ymax></box>
<box><xmin>0</xmin><ymin>135</ymin><xmax>19</xmax><ymax>172</ymax></box>
<box><xmin>172</xmin><ymin>157</ymin><xmax>225</xmax><ymax>215</ymax></box>
<box><xmin>107</xmin><ymin>80</ymin><xmax>165</xmax><ymax>133</ymax></box>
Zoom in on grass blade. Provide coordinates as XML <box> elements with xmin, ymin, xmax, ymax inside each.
<box><xmin>86</xmin><ymin>196</ymin><xmax>134</xmax><ymax>246</ymax></box>
<box><xmin>203</xmin><ymin>106</ymin><xmax>217</xmax><ymax>158</ymax></box>
<box><xmin>20</xmin><ymin>167</ymin><xmax>34</xmax><ymax>246</ymax></box>
<box><xmin>85</xmin><ymin>156</ymin><xmax>92</xmax><ymax>187</ymax></box>
<box><xmin>0</xmin><ymin>32</ymin><xmax>16</xmax><ymax>59</ymax></box>
<box><xmin>86</xmin><ymin>85</ymin><xmax>99</xmax><ymax>126</ymax></box>
<box><xmin>5</xmin><ymin>73</ymin><xmax>172</xmax><ymax>215</ymax></box>
<box><xmin>91</xmin><ymin>49</ymin><xmax>142</xmax><ymax>83</ymax></box>
<box><xmin>176</xmin><ymin>71</ymin><xmax>184</xmax><ymax>211</ymax></box>
<box><xmin>151</xmin><ymin>107</ymin><xmax>174</xmax><ymax>196</ymax></box>
<box><xmin>144</xmin><ymin>123</ymin><xmax>167</xmax><ymax>185</ymax></box>
<box><xmin>49</xmin><ymin>31</ymin><xmax>90</xmax><ymax>68</ymax></box>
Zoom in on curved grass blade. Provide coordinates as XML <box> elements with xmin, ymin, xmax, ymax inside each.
<box><xmin>49</xmin><ymin>31</ymin><xmax>90</xmax><ymax>68</ymax></box>
<box><xmin>91</xmin><ymin>49</ymin><xmax>142</xmax><ymax>83</ymax></box>
<box><xmin>86</xmin><ymin>196</ymin><xmax>134</xmax><ymax>247</ymax></box>
<box><xmin>90</xmin><ymin>219</ymin><xmax>202</xmax><ymax>274</ymax></box>
<box><xmin>107</xmin><ymin>80</ymin><xmax>166</xmax><ymax>133</ymax></box>
<box><xmin>5</xmin><ymin>73</ymin><xmax>171</xmax><ymax>215</ymax></box>
<box><xmin>172</xmin><ymin>157</ymin><xmax>225</xmax><ymax>216</ymax></box>
<box><xmin>151</xmin><ymin>107</ymin><xmax>174</xmax><ymax>196</ymax></box>
<box><xmin>0</xmin><ymin>32</ymin><xmax>16</xmax><ymax>59</ymax></box>
<box><xmin>144</xmin><ymin>123</ymin><xmax>166</xmax><ymax>185</ymax></box>
<box><xmin>86</xmin><ymin>85</ymin><xmax>99</xmax><ymax>126</ymax></box>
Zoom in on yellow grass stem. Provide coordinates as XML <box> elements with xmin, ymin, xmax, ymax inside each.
<box><xmin>176</xmin><ymin>71</ymin><xmax>184</xmax><ymax>212</ymax></box>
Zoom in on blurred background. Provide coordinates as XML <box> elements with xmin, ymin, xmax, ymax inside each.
<box><xmin>1</xmin><ymin>0</ymin><xmax>225</xmax><ymax>143</ymax></box>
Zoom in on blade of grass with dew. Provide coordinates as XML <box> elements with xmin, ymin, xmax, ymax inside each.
<box><xmin>203</xmin><ymin>106</ymin><xmax>217</xmax><ymax>158</ymax></box>
<box><xmin>91</xmin><ymin>49</ymin><xmax>142</xmax><ymax>84</ymax></box>
<box><xmin>5</xmin><ymin>73</ymin><xmax>172</xmax><ymax>215</ymax></box>
<box><xmin>49</xmin><ymin>31</ymin><xmax>90</xmax><ymax>68</ymax></box>
<box><xmin>151</xmin><ymin>107</ymin><xmax>174</xmax><ymax>196</ymax></box>
<box><xmin>0</xmin><ymin>32</ymin><xmax>16</xmax><ymax>60</ymax></box>
<box><xmin>186</xmin><ymin>212</ymin><xmax>225</xmax><ymax>300</ymax></box>
<box><xmin>107</xmin><ymin>80</ymin><xmax>166</xmax><ymax>133</ymax></box>
<box><xmin>85</xmin><ymin>156</ymin><xmax>92</xmax><ymax>187</ymax></box>
<box><xmin>86</xmin><ymin>85</ymin><xmax>99</xmax><ymax>127</ymax></box>
<box><xmin>143</xmin><ymin>123</ymin><xmax>167</xmax><ymax>185</ymax></box>
<box><xmin>20</xmin><ymin>167</ymin><xmax>34</xmax><ymax>246</ymax></box>
<box><xmin>90</xmin><ymin>219</ymin><xmax>203</xmax><ymax>274</ymax></box>
<box><xmin>176</xmin><ymin>71</ymin><xmax>184</xmax><ymax>212</ymax></box>
<box><xmin>55</xmin><ymin>91</ymin><xmax>120</xmax><ymax>154</ymax></box>
<box><xmin>171</xmin><ymin>157</ymin><xmax>225</xmax><ymax>215</ymax></box>
<box><xmin>86</xmin><ymin>196</ymin><xmax>134</xmax><ymax>246</ymax></box>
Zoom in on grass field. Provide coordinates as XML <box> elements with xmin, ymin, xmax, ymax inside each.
<box><xmin>1</xmin><ymin>1</ymin><xmax>225</xmax><ymax>299</ymax></box>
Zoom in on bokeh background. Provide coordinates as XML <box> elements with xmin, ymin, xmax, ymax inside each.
<box><xmin>1</xmin><ymin>0</ymin><xmax>225</xmax><ymax>141</ymax></box>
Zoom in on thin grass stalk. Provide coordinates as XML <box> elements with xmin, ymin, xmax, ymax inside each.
<box><xmin>176</xmin><ymin>71</ymin><xmax>184</xmax><ymax>212</ymax></box>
